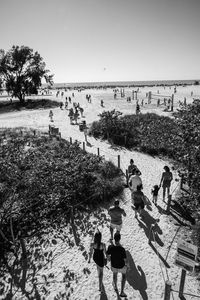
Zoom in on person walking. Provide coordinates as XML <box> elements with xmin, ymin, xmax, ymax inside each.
<box><xmin>106</xmin><ymin>232</ymin><xmax>128</xmax><ymax>297</ymax></box>
<box><xmin>159</xmin><ymin>165</ymin><xmax>173</xmax><ymax>201</ymax></box>
<box><xmin>127</xmin><ymin>159</ymin><xmax>141</xmax><ymax>178</ymax></box>
<box><xmin>108</xmin><ymin>200</ymin><xmax>126</xmax><ymax>241</ymax></box>
<box><xmin>151</xmin><ymin>185</ymin><xmax>160</xmax><ymax>205</ymax></box>
<box><xmin>132</xmin><ymin>184</ymin><xmax>145</xmax><ymax>218</ymax></box>
<box><xmin>128</xmin><ymin>169</ymin><xmax>142</xmax><ymax>193</ymax></box>
<box><xmin>88</xmin><ymin>230</ymin><xmax>107</xmax><ymax>292</ymax></box>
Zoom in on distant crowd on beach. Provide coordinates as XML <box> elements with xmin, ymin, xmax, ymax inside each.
<box><xmin>88</xmin><ymin>159</ymin><xmax>173</xmax><ymax>296</ymax></box>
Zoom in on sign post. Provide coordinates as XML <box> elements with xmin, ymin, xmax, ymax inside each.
<box><xmin>174</xmin><ymin>239</ymin><xmax>198</xmax><ymax>298</ymax></box>
<box><xmin>179</xmin><ymin>269</ymin><xmax>186</xmax><ymax>298</ymax></box>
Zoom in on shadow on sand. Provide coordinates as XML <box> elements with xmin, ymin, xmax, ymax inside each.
<box><xmin>144</xmin><ymin>196</ymin><xmax>153</xmax><ymax>212</ymax></box>
<box><xmin>134</xmin><ymin>209</ymin><xmax>164</xmax><ymax>247</ymax></box>
<box><xmin>99</xmin><ymin>284</ymin><xmax>109</xmax><ymax>300</ymax></box>
<box><xmin>126</xmin><ymin>251</ymin><xmax>148</xmax><ymax>299</ymax></box>
<box><xmin>134</xmin><ymin>209</ymin><xmax>170</xmax><ymax>268</ymax></box>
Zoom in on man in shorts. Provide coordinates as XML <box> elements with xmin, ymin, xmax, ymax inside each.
<box><xmin>106</xmin><ymin>232</ymin><xmax>128</xmax><ymax>297</ymax></box>
<box><xmin>108</xmin><ymin>200</ymin><xmax>126</xmax><ymax>240</ymax></box>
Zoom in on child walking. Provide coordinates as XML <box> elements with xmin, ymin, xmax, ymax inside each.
<box><xmin>151</xmin><ymin>185</ymin><xmax>160</xmax><ymax>205</ymax></box>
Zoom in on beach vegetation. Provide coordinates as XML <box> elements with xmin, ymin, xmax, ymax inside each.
<box><xmin>0</xmin><ymin>128</ymin><xmax>124</xmax><ymax>298</ymax></box>
<box><xmin>0</xmin><ymin>46</ymin><xmax>53</xmax><ymax>104</ymax></box>
<box><xmin>90</xmin><ymin>104</ymin><xmax>200</xmax><ymax>249</ymax></box>
<box><xmin>0</xmin><ymin>98</ymin><xmax>60</xmax><ymax>114</ymax></box>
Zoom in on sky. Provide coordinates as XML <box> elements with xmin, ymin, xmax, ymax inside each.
<box><xmin>0</xmin><ymin>0</ymin><xmax>200</xmax><ymax>83</ymax></box>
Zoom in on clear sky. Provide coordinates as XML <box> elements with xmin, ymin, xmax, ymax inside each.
<box><xmin>0</xmin><ymin>0</ymin><xmax>200</xmax><ymax>83</ymax></box>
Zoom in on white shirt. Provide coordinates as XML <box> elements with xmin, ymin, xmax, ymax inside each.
<box><xmin>129</xmin><ymin>175</ymin><xmax>142</xmax><ymax>192</ymax></box>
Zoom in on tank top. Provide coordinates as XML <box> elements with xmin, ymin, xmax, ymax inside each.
<box><xmin>93</xmin><ymin>244</ymin><xmax>104</xmax><ymax>267</ymax></box>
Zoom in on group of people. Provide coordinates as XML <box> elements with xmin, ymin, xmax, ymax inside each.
<box><xmin>89</xmin><ymin>160</ymin><xmax>173</xmax><ymax>296</ymax></box>
<box><xmin>88</xmin><ymin>223</ymin><xmax>128</xmax><ymax>297</ymax></box>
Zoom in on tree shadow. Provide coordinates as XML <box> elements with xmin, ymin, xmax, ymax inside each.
<box><xmin>126</xmin><ymin>251</ymin><xmax>148</xmax><ymax>299</ymax></box>
<box><xmin>133</xmin><ymin>209</ymin><xmax>164</xmax><ymax>247</ymax></box>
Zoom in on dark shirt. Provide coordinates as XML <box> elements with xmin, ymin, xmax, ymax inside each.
<box><xmin>107</xmin><ymin>244</ymin><xmax>126</xmax><ymax>268</ymax></box>
<box><xmin>108</xmin><ymin>206</ymin><xmax>125</xmax><ymax>225</ymax></box>
<box><xmin>152</xmin><ymin>186</ymin><xmax>160</xmax><ymax>196</ymax></box>
<box><xmin>132</xmin><ymin>190</ymin><xmax>144</xmax><ymax>204</ymax></box>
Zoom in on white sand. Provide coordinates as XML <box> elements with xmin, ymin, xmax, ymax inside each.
<box><xmin>0</xmin><ymin>85</ymin><xmax>200</xmax><ymax>299</ymax></box>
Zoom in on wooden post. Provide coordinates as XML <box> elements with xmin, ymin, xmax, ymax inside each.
<box><xmin>70</xmin><ymin>206</ymin><xmax>74</xmax><ymax>225</ymax></box>
<box><xmin>179</xmin><ymin>269</ymin><xmax>186</xmax><ymax>298</ymax></box>
<box><xmin>164</xmin><ymin>280</ymin><xmax>172</xmax><ymax>300</ymax></box>
<box><xmin>166</xmin><ymin>194</ymin><xmax>172</xmax><ymax>214</ymax></box>
<box><xmin>97</xmin><ymin>148</ymin><xmax>100</xmax><ymax>156</ymax></box>
<box><xmin>124</xmin><ymin>135</ymin><xmax>127</xmax><ymax>146</ymax></box>
<box><xmin>83</xmin><ymin>141</ymin><xmax>85</xmax><ymax>151</ymax></box>
<box><xmin>20</xmin><ymin>238</ymin><xmax>28</xmax><ymax>292</ymax></box>
<box><xmin>180</xmin><ymin>174</ymin><xmax>184</xmax><ymax>190</ymax></box>
<box><xmin>148</xmin><ymin>91</ymin><xmax>151</xmax><ymax>104</ymax></box>
<box><xmin>118</xmin><ymin>155</ymin><xmax>120</xmax><ymax>169</ymax></box>
<box><xmin>171</xmin><ymin>94</ymin><xmax>174</xmax><ymax>111</ymax></box>
<box><xmin>126</xmin><ymin>169</ymin><xmax>129</xmax><ymax>186</ymax></box>
<box><xmin>132</xmin><ymin>91</ymin><xmax>134</xmax><ymax>100</ymax></box>
<box><xmin>70</xmin><ymin>137</ymin><xmax>72</xmax><ymax>144</ymax></box>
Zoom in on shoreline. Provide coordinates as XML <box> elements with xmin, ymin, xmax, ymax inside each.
<box><xmin>43</xmin><ymin>80</ymin><xmax>200</xmax><ymax>90</ymax></box>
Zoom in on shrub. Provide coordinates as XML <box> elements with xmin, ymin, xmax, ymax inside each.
<box><xmin>0</xmin><ymin>128</ymin><xmax>124</xmax><ymax>298</ymax></box>
<box><xmin>0</xmin><ymin>98</ymin><xmax>59</xmax><ymax>114</ymax></box>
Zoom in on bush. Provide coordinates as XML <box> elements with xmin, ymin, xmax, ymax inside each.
<box><xmin>0</xmin><ymin>128</ymin><xmax>124</xmax><ymax>257</ymax></box>
<box><xmin>90</xmin><ymin>111</ymin><xmax>180</xmax><ymax>159</ymax></box>
<box><xmin>0</xmin><ymin>98</ymin><xmax>59</xmax><ymax>113</ymax></box>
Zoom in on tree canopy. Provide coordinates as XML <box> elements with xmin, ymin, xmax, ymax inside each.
<box><xmin>0</xmin><ymin>46</ymin><xmax>53</xmax><ymax>103</ymax></box>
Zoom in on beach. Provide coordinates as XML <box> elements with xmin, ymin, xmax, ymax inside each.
<box><xmin>0</xmin><ymin>84</ymin><xmax>200</xmax><ymax>299</ymax></box>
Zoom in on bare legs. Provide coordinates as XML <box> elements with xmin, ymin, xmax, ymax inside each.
<box><xmin>112</xmin><ymin>272</ymin><xmax>127</xmax><ymax>297</ymax></box>
<box><xmin>110</xmin><ymin>226</ymin><xmax>114</xmax><ymax>240</ymax></box>
<box><xmin>120</xmin><ymin>274</ymin><xmax>127</xmax><ymax>296</ymax></box>
<box><xmin>163</xmin><ymin>186</ymin><xmax>170</xmax><ymax>201</ymax></box>
<box><xmin>97</xmin><ymin>267</ymin><xmax>103</xmax><ymax>291</ymax></box>
<box><xmin>110</xmin><ymin>227</ymin><xmax>120</xmax><ymax>240</ymax></box>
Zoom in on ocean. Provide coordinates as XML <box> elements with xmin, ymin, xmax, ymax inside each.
<box><xmin>50</xmin><ymin>79</ymin><xmax>199</xmax><ymax>89</ymax></box>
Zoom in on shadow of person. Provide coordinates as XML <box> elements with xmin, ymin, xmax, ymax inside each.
<box><xmin>86</xmin><ymin>141</ymin><xmax>93</xmax><ymax>147</ymax></box>
<box><xmin>99</xmin><ymin>284</ymin><xmax>109</xmax><ymax>300</ymax></box>
<box><xmin>156</xmin><ymin>204</ymin><xmax>167</xmax><ymax>215</ymax></box>
<box><xmin>144</xmin><ymin>195</ymin><xmax>152</xmax><ymax>211</ymax></box>
<box><xmin>126</xmin><ymin>251</ymin><xmax>148</xmax><ymax>300</ymax></box>
<box><xmin>134</xmin><ymin>209</ymin><xmax>164</xmax><ymax>247</ymax></box>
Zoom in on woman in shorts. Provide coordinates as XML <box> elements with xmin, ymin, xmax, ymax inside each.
<box><xmin>160</xmin><ymin>165</ymin><xmax>173</xmax><ymax>201</ymax></box>
<box><xmin>132</xmin><ymin>184</ymin><xmax>145</xmax><ymax>218</ymax></box>
<box><xmin>88</xmin><ymin>230</ymin><xmax>106</xmax><ymax>292</ymax></box>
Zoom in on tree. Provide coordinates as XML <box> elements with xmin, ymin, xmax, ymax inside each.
<box><xmin>0</xmin><ymin>46</ymin><xmax>53</xmax><ymax>103</ymax></box>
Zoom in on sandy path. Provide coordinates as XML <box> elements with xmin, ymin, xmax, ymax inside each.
<box><xmin>0</xmin><ymin>87</ymin><xmax>199</xmax><ymax>299</ymax></box>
